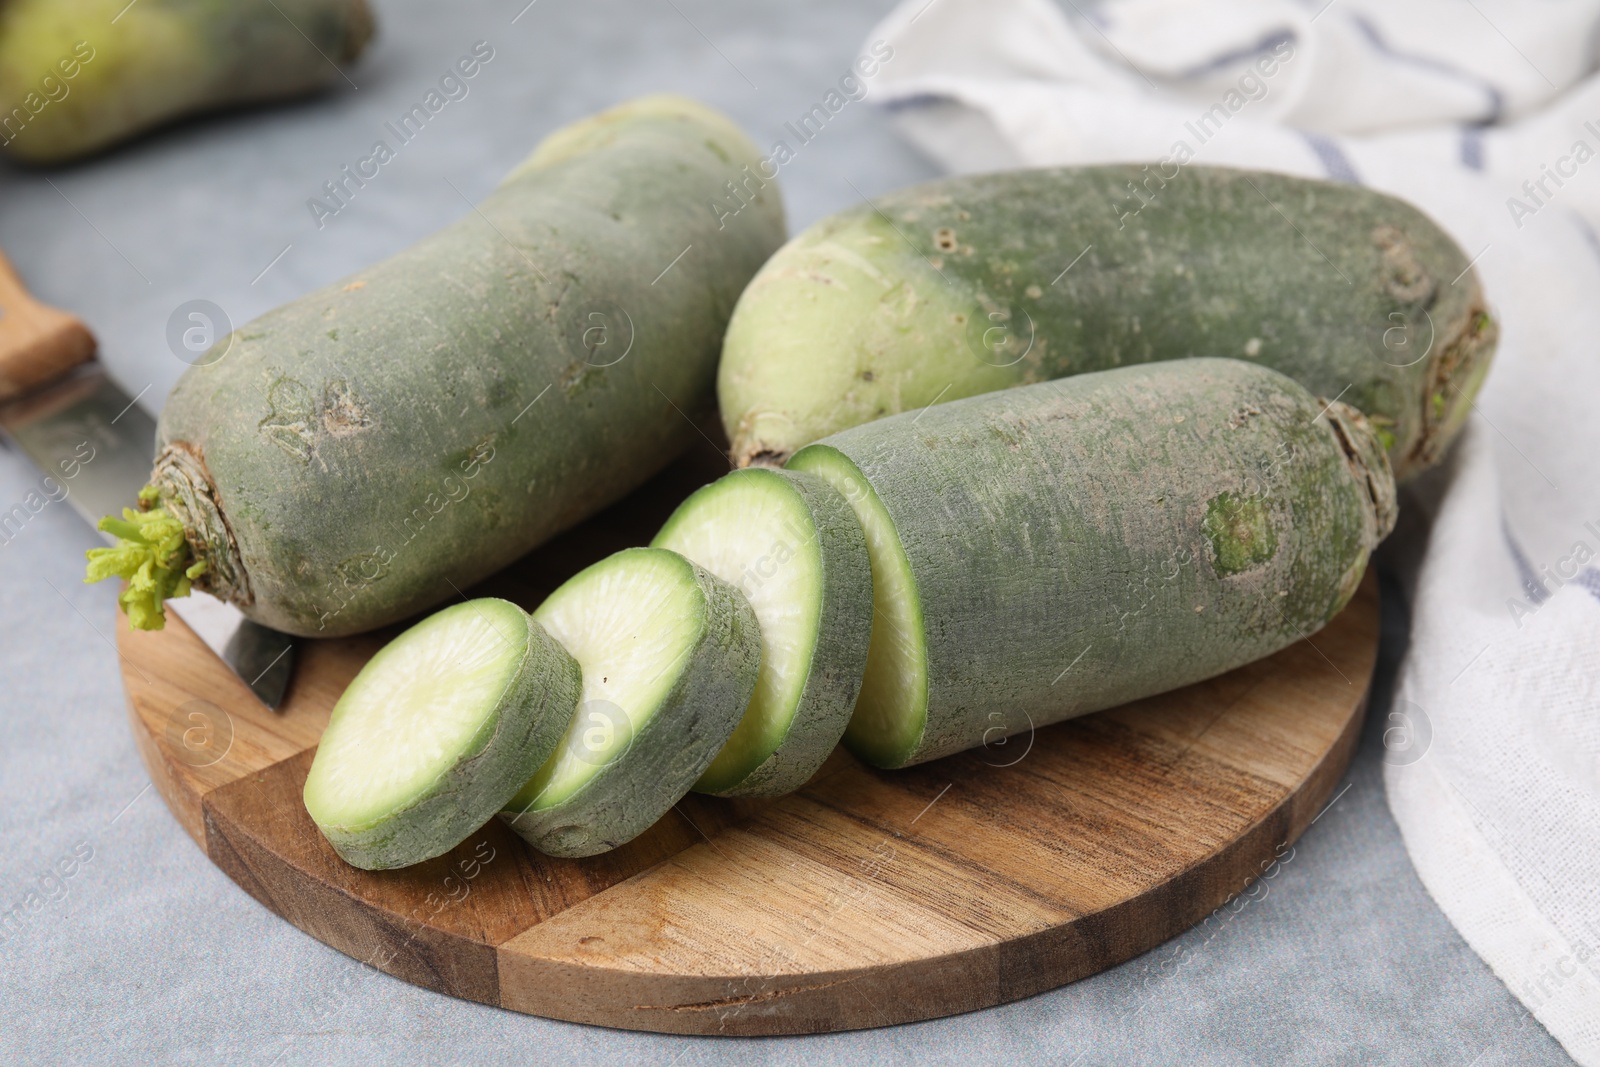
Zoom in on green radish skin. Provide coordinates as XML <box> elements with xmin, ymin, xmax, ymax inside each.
<box><xmin>143</xmin><ymin>96</ymin><xmax>785</xmax><ymax>638</ymax></box>
<box><xmin>720</xmin><ymin>165</ymin><xmax>1497</xmax><ymax>479</ymax></box>
<box><xmin>0</xmin><ymin>0</ymin><xmax>374</xmax><ymax>164</ymax></box>
<box><xmin>651</xmin><ymin>468</ymin><xmax>872</xmax><ymax>797</ymax></box>
<box><xmin>501</xmin><ymin>547</ymin><xmax>760</xmax><ymax>858</ymax></box>
<box><xmin>788</xmin><ymin>358</ymin><xmax>1397</xmax><ymax>769</ymax></box>
<box><xmin>303</xmin><ymin>598</ymin><xmax>580</xmax><ymax>871</ymax></box>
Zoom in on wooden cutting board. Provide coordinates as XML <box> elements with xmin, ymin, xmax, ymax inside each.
<box><xmin>116</xmin><ymin>446</ymin><xmax>1379</xmax><ymax>1036</ymax></box>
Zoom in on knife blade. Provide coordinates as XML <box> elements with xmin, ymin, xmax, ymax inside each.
<box><xmin>0</xmin><ymin>251</ymin><xmax>294</xmax><ymax>708</ymax></box>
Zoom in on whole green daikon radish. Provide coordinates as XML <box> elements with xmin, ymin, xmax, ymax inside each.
<box><xmin>722</xmin><ymin>166</ymin><xmax>1496</xmax><ymax>479</ymax></box>
<box><xmin>0</xmin><ymin>0</ymin><xmax>375</xmax><ymax>163</ymax></box>
<box><xmin>86</xmin><ymin>96</ymin><xmax>786</xmax><ymax>635</ymax></box>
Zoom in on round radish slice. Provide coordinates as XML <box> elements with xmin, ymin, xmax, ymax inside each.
<box><xmin>303</xmin><ymin>598</ymin><xmax>580</xmax><ymax>870</ymax></box>
<box><xmin>652</xmin><ymin>467</ymin><xmax>871</xmax><ymax>796</ymax></box>
<box><xmin>501</xmin><ymin>547</ymin><xmax>759</xmax><ymax>857</ymax></box>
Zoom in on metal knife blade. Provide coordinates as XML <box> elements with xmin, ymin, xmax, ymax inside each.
<box><xmin>0</xmin><ymin>368</ymin><xmax>295</xmax><ymax>708</ymax></box>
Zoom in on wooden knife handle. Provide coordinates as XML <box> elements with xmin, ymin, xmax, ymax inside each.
<box><xmin>0</xmin><ymin>248</ymin><xmax>97</xmax><ymax>401</ymax></box>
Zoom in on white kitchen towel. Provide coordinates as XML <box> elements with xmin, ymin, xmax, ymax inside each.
<box><xmin>860</xmin><ymin>0</ymin><xmax>1600</xmax><ymax>1061</ymax></box>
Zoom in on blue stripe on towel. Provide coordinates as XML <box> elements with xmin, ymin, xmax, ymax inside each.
<box><xmin>879</xmin><ymin>92</ymin><xmax>949</xmax><ymax>113</ymax></box>
<box><xmin>1460</xmin><ymin>125</ymin><xmax>1486</xmax><ymax>170</ymax></box>
<box><xmin>1501</xmin><ymin>521</ymin><xmax>1600</xmax><ymax>609</ymax></box>
<box><xmin>1571</xmin><ymin>214</ymin><xmax>1600</xmax><ymax>265</ymax></box>
<box><xmin>1501</xmin><ymin>518</ymin><xmax>1550</xmax><ymax>605</ymax></box>
<box><xmin>1351</xmin><ymin>14</ymin><xmax>1505</xmax><ymax>124</ymax></box>
<box><xmin>1300</xmin><ymin>132</ymin><xmax>1362</xmax><ymax>184</ymax></box>
<box><xmin>1172</xmin><ymin>31</ymin><xmax>1298</xmax><ymax>81</ymax></box>
<box><xmin>1576</xmin><ymin>568</ymin><xmax>1600</xmax><ymax>606</ymax></box>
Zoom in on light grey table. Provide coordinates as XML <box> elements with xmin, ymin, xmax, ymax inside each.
<box><xmin>0</xmin><ymin>1</ymin><xmax>1575</xmax><ymax>1063</ymax></box>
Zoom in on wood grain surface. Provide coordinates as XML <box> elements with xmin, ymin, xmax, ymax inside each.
<box><xmin>116</xmin><ymin>447</ymin><xmax>1379</xmax><ymax>1035</ymax></box>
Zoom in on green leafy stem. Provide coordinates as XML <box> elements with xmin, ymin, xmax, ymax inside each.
<box><xmin>83</xmin><ymin>485</ymin><xmax>205</xmax><ymax>630</ymax></box>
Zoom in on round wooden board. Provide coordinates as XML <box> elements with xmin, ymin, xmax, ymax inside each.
<box><xmin>115</xmin><ymin>451</ymin><xmax>1379</xmax><ymax>1037</ymax></box>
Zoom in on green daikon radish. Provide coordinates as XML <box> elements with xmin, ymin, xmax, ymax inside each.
<box><xmin>722</xmin><ymin>166</ymin><xmax>1495</xmax><ymax>479</ymax></box>
<box><xmin>0</xmin><ymin>0</ymin><xmax>375</xmax><ymax>163</ymax></box>
<box><xmin>789</xmin><ymin>358</ymin><xmax>1396</xmax><ymax>768</ymax></box>
<box><xmin>85</xmin><ymin>96</ymin><xmax>785</xmax><ymax>636</ymax></box>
